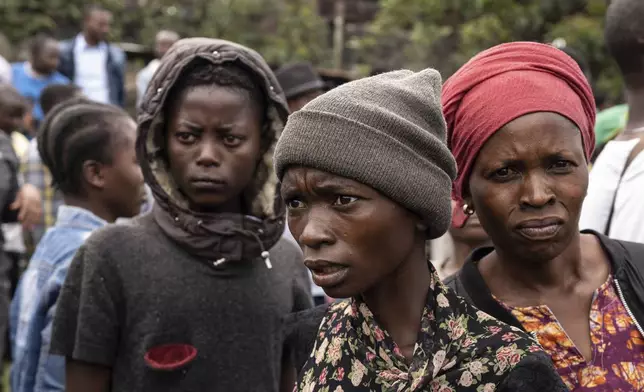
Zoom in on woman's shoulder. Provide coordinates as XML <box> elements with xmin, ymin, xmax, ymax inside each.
<box><xmin>451</xmin><ymin>312</ymin><xmax>563</xmax><ymax>390</ymax></box>
<box><xmin>498</xmin><ymin>351</ymin><xmax>568</xmax><ymax>391</ymax></box>
<box><xmin>586</xmin><ymin>230</ymin><xmax>644</xmax><ymax>275</ymax></box>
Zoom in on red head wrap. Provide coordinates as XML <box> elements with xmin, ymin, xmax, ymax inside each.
<box><xmin>442</xmin><ymin>42</ymin><xmax>596</xmax><ymax>227</ymax></box>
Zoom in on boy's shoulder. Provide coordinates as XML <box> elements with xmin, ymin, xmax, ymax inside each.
<box><xmin>269</xmin><ymin>236</ymin><xmax>302</xmax><ymax>263</ymax></box>
<box><xmin>84</xmin><ymin>213</ymin><xmax>159</xmax><ymax>252</ymax></box>
<box><xmin>269</xmin><ymin>236</ymin><xmax>309</xmax><ymax>276</ymax></box>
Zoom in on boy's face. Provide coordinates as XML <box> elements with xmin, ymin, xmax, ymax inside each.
<box><xmin>0</xmin><ymin>98</ymin><xmax>25</xmax><ymax>133</ymax></box>
<box><xmin>166</xmin><ymin>84</ymin><xmax>263</xmax><ymax>213</ymax></box>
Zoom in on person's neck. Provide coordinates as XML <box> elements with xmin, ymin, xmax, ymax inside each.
<box><xmin>490</xmin><ymin>232</ymin><xmax>583</xmax><ymax>291</ymax></box>
<box><xmin>82</xmin><ymin>32</ymin><xmax>100</xmax><ymax>47</ymax></box>
<box><xmin>361</xmin><ymin>238</ymin><xmax>430</xmax><ymax>358</ymax></box>
<box><xmin>63</xmin><ymin>195</ymin><xmax>116</xmax><ymax>223</ymax></box>
<box><xmin>625</xmin><ymin>88</ymin><xmax>644</xmax><ymax>132</ymax></box>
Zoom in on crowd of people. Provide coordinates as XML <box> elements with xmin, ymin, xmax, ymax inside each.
<box><xmin>0</xmin><ymin>0</ymin><xmax>643</xmax><ymax>391</ymax></box>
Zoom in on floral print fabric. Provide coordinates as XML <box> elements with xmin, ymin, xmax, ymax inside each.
<box><xmin>502</xmin><ymin>275</ymin><xmax>644</xmax><ymax>391</ymax></box>
<box><xmin>297</xmin><ymin>271</ymin><xmax>546</xmax><ymax>391</ymax></box>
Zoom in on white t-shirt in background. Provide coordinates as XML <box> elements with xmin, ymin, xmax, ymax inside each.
<box><xmin>580</xmin><ymin>138</ymin><xmax>644</xmax><ymax>242</ymax></box>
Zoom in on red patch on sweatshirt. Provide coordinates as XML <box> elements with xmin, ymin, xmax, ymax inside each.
<box><xmin>144</xmin><ymin>344</ymin><xmax>197</xmax><ymax>371</ymax></box>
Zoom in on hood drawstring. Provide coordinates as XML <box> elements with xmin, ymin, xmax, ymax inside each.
<box><xmin>196</xmin><ymin>220</ymin><xmax>272</xmax><ymax>270</ymax></box>
<box><xmin>248</xmin><ymin>230</ymin><xmax>273</xmax><ymax>269</ymax></box>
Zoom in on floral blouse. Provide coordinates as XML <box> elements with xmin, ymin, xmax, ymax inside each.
<box><xmin>296</xmin><ymin>270</ymin><xmax>567</xmax><ymax>391</ymax></box>
<box><xmin>500</xmin><ymin>275</ymin><xmax>644</xmax><ymax>391</ymax></box>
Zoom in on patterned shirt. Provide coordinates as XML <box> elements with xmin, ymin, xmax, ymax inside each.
<box><xmin>20</xmin><ymin>139</ymin><xmax>63</xmax><ymax>247</ymax></box>
<box><xmin>298</xmin><ymin>270</ymin><xmax>567</xmax><ymax>391</ymax></box>
<box><xmin>500</xmin><ymin>275</ymin><xmax>644</xmax><ymax>391</ymax></box>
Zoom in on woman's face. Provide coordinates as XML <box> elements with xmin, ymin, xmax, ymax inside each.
<box><xmin>467</xmin><ymin>112</ymin><xmax>588</xmax><ymax>261</ymax></box>
<box><xmin>281</xmin><ymin>167</ymin><xmax>421</xmax><ymax>298</ymax></box>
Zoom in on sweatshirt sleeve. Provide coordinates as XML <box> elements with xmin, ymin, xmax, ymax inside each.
<box><xmin>286</xmin><ymin>306</ymin><xmax>328</xmax><ymax>373</ymax></box>
<box><xmin>49</xmin><ymin>242</ymin><xmax>123</xmax><ymax>367</ymax></box>
<box><xmin>498</xmin><ymin>352</ymin><xmax>568</xmax><ymax>392</ymax></box>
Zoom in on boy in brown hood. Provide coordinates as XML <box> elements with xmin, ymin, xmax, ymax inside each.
<box><xmin>50</xmin><ymin>38</ymin><xmax>313</xmax><ymax>391</ymax></box>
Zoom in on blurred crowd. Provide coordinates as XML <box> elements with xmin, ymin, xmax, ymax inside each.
<box><xmin>0</xmin><ymin>0</ymin><xmax>643</xmax><ymax>391</ymax></box>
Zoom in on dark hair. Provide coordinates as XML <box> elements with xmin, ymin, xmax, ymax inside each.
<box><xmin>40</xmin><ymin>84</ymin><xmax>81</xmax><ymax>116</ymax></box>
<box><xmin>0</xmin><ymin>84</ymin><xmax>26</xmax><ymax>111</ymax></box>
<box><xmin>165</xmin><ymin>60</ymin><xmax>270</xmax><ymax>149</ymax></box>
<box><xmin>605</xmin><ymin>0</ymin><xmax>644</xmax><ymax>81</ymax></box>
<box><xmin>29</xmin><ymin>34</ymin><xmax>56</xmax><ymax>60</ymax></box>
<box><xmin>37</xmin><ymin>97</ymin><xmax>131</xmax><ymax>195</ymax></box>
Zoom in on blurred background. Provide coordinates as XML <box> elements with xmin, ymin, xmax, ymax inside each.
<box><xmin>0</xmin><ymin>0</ymin><xmax>622</xmax><ymax>115</ymax></box>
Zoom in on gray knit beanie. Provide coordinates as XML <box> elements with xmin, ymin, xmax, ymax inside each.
<box><xmin>274</xmin><ymin>69</ymin><xmax>457</xmax><ymax>239</ymax></box>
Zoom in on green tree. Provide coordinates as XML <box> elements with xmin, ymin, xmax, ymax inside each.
<box><xmin>358</xmin><ymin>0</ymin><xmax>622</xmax><ymax>105</ymax></box>
<box><xmin>0</xmin><ymin>0</ymin><xmax>330</xmax><ymax>66</ymax></box>
<box><xmin>0</xmin><ymin>0</ymin><xmax>125</xmax><ymax>47</ymax></box>
<box><xmin>136</xmin><ymin>0</ymin><xmax>331</xmax><ymax>66</ymax></box>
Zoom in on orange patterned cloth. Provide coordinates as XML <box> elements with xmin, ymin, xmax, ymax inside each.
<box><xmin>499</xmin><ymin>275</ymin><xmax>644</xmax><ymax>391</ymax></box>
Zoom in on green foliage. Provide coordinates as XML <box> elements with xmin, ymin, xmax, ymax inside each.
<box><xmin>0</xmin><ymin>0</ymin><xmax>330</xmax><ymax>66</ymax></box>
<box><xmin>359</xmin><ymin>0</ymin><xmax>623</xmax><ymax>105</ymax></box>
<box><xmin>0</xmin><ymin>0</ymin><xmax>622</xmax><ymax>103</ymax></box>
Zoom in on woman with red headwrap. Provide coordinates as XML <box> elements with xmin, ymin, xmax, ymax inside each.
<box><xmin>443</xmin><ymin>42</ymin><xmax>644</xmax><ymax>391</ymax></box>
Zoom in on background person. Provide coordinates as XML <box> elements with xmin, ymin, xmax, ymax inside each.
<box><xmin>11</xmin><ymin>97</ymin><xmax>144</xmax><ymax>392</ymax></box>
<box><xmin>11</xmin><ymin>35</ymin><xmax>70</xmax><ymax>128</ymax></box>
<box><xmin>580</xmin><ymin>0</ymin><xmax>644</xmax><ymax>243</ymax></box>
<box><xmin>21</xmin><ymin>84</ymin><xmax>82</xmax><ymax>249</ymax></box>
<box><xmin>274</xmin><ymin>62</ymin><xmax>325</xmax><ymax>113</ymax></box>
<box><xmin>58</xmin><ymin>4</ymin><xmax>125</xmax><ymax>107</ymax></box>
<box><xmin>136</xmin><ymin>30</ymin><xmax>179</xmax><ymax>108</ymax></box>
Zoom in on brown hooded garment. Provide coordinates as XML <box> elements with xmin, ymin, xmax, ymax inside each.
<box><xmin>50</xmin><ymin>38</ymin><xmax>313</xmax><ymax>391</ymax></box>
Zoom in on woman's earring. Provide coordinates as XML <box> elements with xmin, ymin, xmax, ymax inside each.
<box><xmin>462</xmin><ymin>204</ymin><xmax>475</xmax><ymax>216</ymax></box>
<box><xmin>416</xmin><ymin>222</ymin><xmax>428</xmax><ymax>232</ymax></box>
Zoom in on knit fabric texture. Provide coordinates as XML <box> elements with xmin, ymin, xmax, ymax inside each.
<box><xmin>274</xmin><ymin>69</ymin><xmax>457</xmax><ymax>239</ymax></box>
<box><xmin>274</xmin><ymin>62</ymin><xmax>325</xmax><ymax>100</ymax></box>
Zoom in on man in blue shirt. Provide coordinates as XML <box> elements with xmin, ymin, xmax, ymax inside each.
<box><xmin>11</xmin><ymin>35</ymin><xmax>70</xmax><ymax>127</ymax></box>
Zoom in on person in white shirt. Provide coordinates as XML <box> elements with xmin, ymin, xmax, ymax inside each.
<box><xmin>580</xmin><ymin>0</ymin><xmax>644</xmax><ymax>242</ymax></box>
<box><xmin>0</xmin><ymin>56</ymin><xmax>11</xmax><ymax>85</ymax></box>
<box><xmin>58</xmin><ymin>5</ymin><xmax>126</xmax><ymax>107</ymax></box>
<box><xmin>136</xmin><ymin>30</ymin><xmax>179</xmax><ymax>108</ymax></box>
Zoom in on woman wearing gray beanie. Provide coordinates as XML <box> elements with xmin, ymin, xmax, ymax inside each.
<box><xmin>277</xmin><ymin>69</ymin><xmax>567</xmax><ymax>391</ymax></box>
